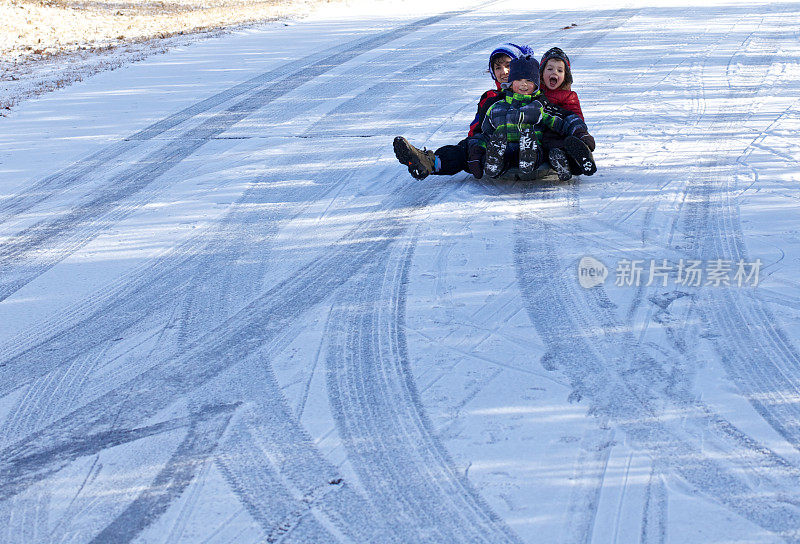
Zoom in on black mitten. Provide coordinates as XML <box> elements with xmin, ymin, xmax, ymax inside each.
<box><xmin>574</xmin><ymin>130</ymin><xmax>596</xmax><ymax>152</ymax></box>
<box><xmin>517</xmin><ymin>101</ymin><xmax>543</xmax><ymax>125</ymax></box>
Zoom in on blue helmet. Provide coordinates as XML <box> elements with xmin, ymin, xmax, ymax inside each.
<box><xmin>489</xmin><ymin>43</ymin><xmax>534</xmax><ymax>82</ymax></box>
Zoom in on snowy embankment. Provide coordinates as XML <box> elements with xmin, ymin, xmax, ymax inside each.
<box><xmin>0</xmin><ymin>0</ymin><xmax>342</xmax><ymax>110</ymax></box>
<box><xmin>1</xmin><ymin>0</ymin><xmax>800</xmax><ymax>542</ymax></box>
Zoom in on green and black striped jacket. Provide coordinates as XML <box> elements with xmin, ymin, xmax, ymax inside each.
<box><xmin>478</xmin><ymin>90</ymin><xmax>566</xmax><ymax>147</ymax></box>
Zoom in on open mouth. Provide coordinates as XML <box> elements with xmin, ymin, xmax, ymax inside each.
<box><xmin>549</xmin><ymin>76</ymin><xmax>559</xmax><ymax>87</ymax></box>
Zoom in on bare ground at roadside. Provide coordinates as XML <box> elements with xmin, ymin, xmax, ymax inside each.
<box><xmin>0</xmin><ymin>0</ymin><xmax>339</xmax><ymax>111</ymax></box>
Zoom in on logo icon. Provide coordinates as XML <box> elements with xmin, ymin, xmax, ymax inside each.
<box><xmin>578</xmin><ymin>256</ymin><xmax>608</xmax><ymax>288</ymax></box>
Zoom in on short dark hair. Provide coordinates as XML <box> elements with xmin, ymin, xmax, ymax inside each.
<box><xmin>491</xmin><ymin>53</ymin><xmax>511</xmax><ymax>70</ymax></box>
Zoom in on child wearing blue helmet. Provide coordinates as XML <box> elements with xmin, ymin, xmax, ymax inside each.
<box><xmin>393</xmin><ymin>43</ymin><xmax>532</xmax><ymax>180</ymax></box>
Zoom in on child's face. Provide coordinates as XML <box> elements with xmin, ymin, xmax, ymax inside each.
<box><xmin>511</xmin><ymin>78</ymin><xmax>537</xmax><ymax>95</ymax></box>
<box><xmin>492</xmin><ymin>55</ymin><xmax>511</xmax><ymax>84</ymax></box>
<box><xmin>542</xmin><ymin>59</ymin><xmax>566</xmax><ymax>90</ymax></box>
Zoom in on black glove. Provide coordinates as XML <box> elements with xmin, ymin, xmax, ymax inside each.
<box><xmin>467</xmin><ymin>141</ymin><xmax>485</xmax><ymax>179</ymax></box>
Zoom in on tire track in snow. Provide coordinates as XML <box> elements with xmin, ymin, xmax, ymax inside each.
<box><xmin>0</xmin><ymin>403</ymin><xmax>238</xmax><ymax>505</ymax></box>
<box><xmin>0</xmin><ymin>12</ymin><xmax>468</xmax><ymax>304</ymax></box>
<box><xmin>0</xmin><ymin>17</ymin><xmax>534</xmax><ymax>536</ymax></box>
<box><xmin>77</xmin><ymin>347</ymin><xmax>367</xmax><ymax>544</ymax></box>
<box><xmin>0</xmin><ymin>172</ymin><xmax>447</xmax><ymax>513</ymax></box>
<box><xmin>0</xmin><ymin>9</ymin><xmax>555</xmax><ymax>398</ymax></box>
<box><xmin>27</xmin><ymin>402</ymin><xmax>237</xmax><ymax>544</ymax></box>
<box><xmin>0</xmin><ymin>478</ymin><xmax>51</xmax><ymax>544</ymax></box>
<box><xmin>316</xmin><ymin>15</ymin><xmax>640</xmax><ymax>542</ymax></box>
<box><xmin>562</xmin><ymin>425</ymin><xmax>615</xmax><ymax>544</ymax></box>
<box><xmin>601</xmin><ymin>8</ymin><xmax>800</xmax><ymax>508</ymax></box>
<box><xmin>677</xmin><ymin>9</ymin><xmax>800</xmax><ymax>454</ymax></box>
<box><xmin>213</xmin><ymin>416</ymin><xmax>339</xmax><ymax>544</ymax></box>
<box><xmin>206</xmin><ymin>354</ymin><xmax>397</xmax><ymax>544</ymax></box>
<box><xmin>597</xmin><ymin>7</ymin><xmax>800</xmax><ymax>469</ymax></box>
<box><xmin>0</xmin><ymin>8</ymin><xmax>632</xmax><ymax>409</ymax></box>
<box><xmin>0</xmin><ymin>12</ymin><xmax>464</xmax><ymax>227</ymax></box>
<box><xmin>35</xmin><ymin>331</ymin><xmax>392</xmax><ymax>542</ymax></box>
<box><xmin>1</xmin><ymin>251</ymin><xmax>382</xmax><ymax>541</ymax></box>
<box><xmin>88</xmin><ymin>404</ymin><xmax>237</xmax><ymax>544</ymax></box>
<box><xmin>640</xmin><ymin>463</ymin><xmax>667</xmax><ymax>544</ymax></box>
<box><xmin>511</xmin><ymin>195</ymin><xmax>619</xmax><ymax>544</ymax></box>
<box><xmin>514</xmin><ymin>200</ymin><xmax>800</xmax><ymax>541</ymax></box>
<box><xmin>326</xmin><ymin>234</ymin><xmax>522</xmax><ymax>544</ymax></box>
<box><xmin>507</xmin><ymin>11</ymin><xmax>800</xmax><ymax>541</ymax></box>
<box><xmin>500</xmin><ymin>184</ymin><xmax>800</xmax><ymax>539</ymax></box>
<box><xmin>0</xmin><ymin>305</ymin><xmax>182</xmax><ymax>451</ymax></box>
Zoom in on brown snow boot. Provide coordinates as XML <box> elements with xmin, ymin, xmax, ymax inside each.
<box><xmin>393</xmin><ymin>136</ymin><xmax>436</xmax><ymax>180</ymax></box>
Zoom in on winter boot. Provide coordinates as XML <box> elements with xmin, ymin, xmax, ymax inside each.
<box><xmin>518</xmin><ymin>128</ymin><xmax>540</xmax><ymax>179</ymax></box>
<box><xmin>393</xmin><ymin>136</ymin><xmax>436</xmax><ymax>180</ymax></box>
<box><xmin>564</xmin><ymin>135</ymin><xmax>597</xmax><ymax>176</ymax></box>
<box><xmin>483</xmin><ymin>131</ymin><xmax>508</xmax><ymax>178</ymax></box>
<box><xmin>548</xmin><ymin>148</ymin><xmax>572</xmax><ymax>181</ymax></box>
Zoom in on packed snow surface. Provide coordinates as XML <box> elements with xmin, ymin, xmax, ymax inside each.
<box><xmin>1</xmin><ymin>0</ymin><xmax>800</xmax><ymax>542</ymax></box>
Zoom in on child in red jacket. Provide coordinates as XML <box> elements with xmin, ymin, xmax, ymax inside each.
<box><xmin>541</xmin><ymin>48</ymin><xmax>583</xmax><ymax>119</ymax></box>
<box><xmin>538</xmin><ymin>47</ymin><xmax>596</xmax><ymax>179</ymax></box>
<box><xmin>393</xmin><ymin>43</ymin><xmax>532</xmax><ymax>180</ymax></box>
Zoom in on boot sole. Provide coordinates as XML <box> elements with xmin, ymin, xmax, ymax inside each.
<box><xmin>519</xmin><ymin>131</ymin><xmax>539</xmax><ymax>178</ymax></box>
<box><xmin>548</xmin><ymin>149</ymin><xmax>572</xmax><ymax>181</ymax></box>
<box><xmin>484</xmin><ymin>134</ymin><xmax>507</xmax><ymax>178</ymax></box>
<box><xmin>393</xmin><ymin>136</ymin><xmax>430</xmax><ymax>180</ymax></box>
<box><xmin>564</xmin><ymin>136</ymin><xmax>597</xmax><ymax>176</ymax></box>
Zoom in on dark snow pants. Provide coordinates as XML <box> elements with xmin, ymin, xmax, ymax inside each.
<box><xmin>433</xmin><ymin>138</ymin><xmax>469</xmax><ymax>176</ymax></box>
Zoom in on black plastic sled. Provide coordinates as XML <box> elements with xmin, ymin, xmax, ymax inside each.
<box><xmin>491</xmin><ymin>163</ymin><xmax>556</xmax><ymax>181</ymax></box>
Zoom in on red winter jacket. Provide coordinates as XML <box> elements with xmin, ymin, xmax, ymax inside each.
<box><xmin>542</xmin><ymin>88</ymin><xmax>584</xmax><ymax>120</ymax></box>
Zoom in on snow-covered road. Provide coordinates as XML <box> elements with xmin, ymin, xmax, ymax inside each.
<box><xmin>1</xmin><ymin>0</ymin><xmax>800</xmax><ymax>542</ymax></box>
